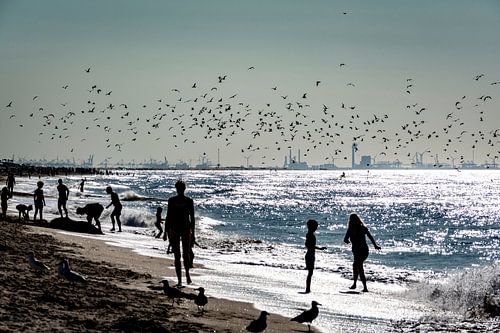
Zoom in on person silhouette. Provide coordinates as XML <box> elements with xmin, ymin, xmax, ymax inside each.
<box><xmin>33</xmin><ymin>181</ymin><xmax>46</xmax><ymax>221</ymax></box>
<box><xmin>57</xmin><ymin>179</ymin><xmax>70</xmax><ymax>218</ymax></box>
<box><xmin>105</xmin><ymin>186</ymin><xmax>122</xmax><ymax>232</ymax></box>
<box><xmin>76</xmin><ymin>203</ymin><xmax>104</xmax><ymax>233</ymax></box>
<box><xmin>343</xmin><ymin>213</ymin><xmax>381</xmax><ymax>292</ymax></box>
<box><xmin>164</xmin><ymin>180</ymin><xmax>195</xmax><ymax>286</ymax></box>
<box><xmin>1</xmin><ymin>186</ymin><xmax>9</xmax><ymax>220</ymax></box>
<box><xmin>6</xmin><ymin>172</ymin><xmax>15</xmax><ymax>198</ymax></box>
<box><xmin>155</xmin><ymin>206</ymin><xmax>164</xmax><ymax>239</ymax></box>
<box><xmin>304</xmin><ymin>219</ymin><xmax>326</xmax><ymax>293</ymax></box>
<box><xmin>79</xmin><ymin>179</ymin><xmax>85</xmax><ymax>193</ymax></box>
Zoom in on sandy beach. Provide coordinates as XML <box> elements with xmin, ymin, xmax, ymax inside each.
<box><xmin>0</xmin><ymin>218</ymin><xmax>309</xmax><ymax>333</ymax></box>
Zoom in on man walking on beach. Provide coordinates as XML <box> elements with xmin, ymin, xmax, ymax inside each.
<box><xmin>57</xmin><ymin>179</ymin><xmax>70</xmax><ymax>218</ymax></box>
<box><xmin>164</xmin><ymin>180</ymin><xmax>195</xmax><ymax>286</ymax></box>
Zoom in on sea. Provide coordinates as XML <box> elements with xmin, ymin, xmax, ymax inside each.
<box><xmin>10</xmin><ymin>169</ymin><xmax>500</xmax><ymax>332</ymax></box>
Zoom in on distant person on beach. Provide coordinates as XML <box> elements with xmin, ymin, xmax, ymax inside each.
<box><xmin>79</xmin><ymin>179</ymin><xmax>85</xmax><ymax>193</ymax></box>
<box><xmin>304</xmin><ymin>219</ymin><xmax>327</xmax><ymax>293</ymax></box>
<box><xmin>6</xmin><ymin>172</ymin><xmax>15</xmax><ymax>198</ymax></box>
<box><xmin>343</xmin><ymin>213</ymin><xmax>381</xmax><ymax>292</ymax></box>
<box><xmin>57</xmin><ymin>179</ymin><xmax>70</xmax><ymax>218</ymax></box>
<box><xmin>1</xmin><ymin>186</ymin><xmax>9</xmax><ymax>220</ymax></box>
<box><xmin>340</xmin><ymin>172</ymin><xmax>346</xmax><ymax>179</ymax></box>
<box><xmin>76</xmin><ymin>203</ymin><xmax>104</xmax><ymax>232</ymax></box>
<box><xmin>155</xmin><ymin>206</ymin><xmax>164</xmax><ymax>239</ymax></box>
<box><xmin>106</xmin><ymin>186</ymin><xmax>122</xmax><ymax>232</ymax></box>
<box><xmin>164</xmin><ymin>180</ymin><xmax>195</xmax><ymax>286</ymax></box>
<box><xmin>33</xmin><ymin>181</ymin><xmax>46</xmax><ymax>221</ymax></box>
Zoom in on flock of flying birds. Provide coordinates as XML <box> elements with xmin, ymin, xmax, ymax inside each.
<box><xmin>2</xmin><ymin>65</ymin><xmax>500</xmax><ymax>167</ymax></box>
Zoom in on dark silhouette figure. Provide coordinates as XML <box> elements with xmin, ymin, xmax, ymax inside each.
<box><xmin>57</xmin><ymin>179</ymin><xmax>69</xmax><ymax>218</ymax></box>
<box><xmin>161</xmin><ymin>279</ymin><xmax>192</xmax><ymax>305</ymax></box>
<box><xmin>343</xmin><ymin>213</ymin><xmax>381</xmax><ymax>292</ymax></box>
<box><xmin>106</xmin><ymin>186</ymin><xmax>122</xmax><ymax>232</ymax></box>
<box><xmin>194</xmin><ymin>287</ymin><xmax>208</xmax><ymax>313</ymax></box>
<box><xmin>1</xmin><ymin>186</ymin><xmax>9</xmax><ymax>220</ymax></box>
<box><xmin>16</xmin><ymin>204</ymin><xmax>32</xmax><ymax>221</ymax></box>
<box><xmin>246</xmin><ymin>311</ymin><xmax>269</xmax><ymax>333</ymax></box>
<box><xmin>155</xmin><ymin>206</ymin><xmax>164</xmax><ymax>238</ymax></box>
<box><xmin>164</xmin><ymin>180</ymin><xmax>195</xmax><ymax>286</ymax></box>
<box><xmin>291</xmin><ymin>301</ymin><xmax>321</xmax><ymax>332</ymax></box>
<box><xmin>79</xmin><ymin>179</ymin><xmax>85</xmax><ymax>192</ymax></box>
<box><xmin>76</xmin><ymin>203</ymin><xmax>104</xmax><ymax>232</ymax></box>
<box><xmin>33</xmin><ymin>181</ymin><xmax>45</xmax><ymax>221</ymax></box>
<box><xmin>6</xmin><ymin>172</ymin><xmax>15</xmax><ymax>198</ymax></box>
<box><xmin>304</xmin><ymin>219</ymin><xmax>326</xmax><ymax>293</ymax></box>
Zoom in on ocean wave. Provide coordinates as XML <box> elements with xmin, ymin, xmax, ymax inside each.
<box><xmin>120</xmin><ymin>191</ymin><xmax>166</xmax><ymax>202</ymax></box>
<box><xmin>121</xmin><ymin>211</ymin><xmax>155</xmax><ymax>228</ymax></box>
<box><xmin>405</xmin><ymin>263</ymin><xmax>500</xmax><ymax>317</ymax></box>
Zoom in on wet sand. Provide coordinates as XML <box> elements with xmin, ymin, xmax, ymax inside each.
<box><xmin>0</xmin><ymin>218</ymin><xmax>310</xmax><ymax>333</ymax></box>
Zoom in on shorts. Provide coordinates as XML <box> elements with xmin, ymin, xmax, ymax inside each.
<box><xmin>111</xmin><ymin>205</ymin><xmax>122</xmax><ymax>217</ymax></box>
<box><xmin>305</xmin><ymin>252</ymin><xmax>315</xmax><ymax>270</ymax></box>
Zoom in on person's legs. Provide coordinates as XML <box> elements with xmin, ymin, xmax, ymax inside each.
<box><xmin>110</xmin><ymin>214</ymin><xmax>116</xmax><ymax>231</ymax></box>
<box><xmin>58</xmin><ymin>201</ymin><xmax>63</xmax><ymax>218</ymax></box>
<box><xmin>62</xmin><ymin>202</ymin><xmax>68</xmax><ymax>218</ymax></box>
<box><xmin>170</xmin><ymin>232</ymin><xmax>182</xmax><ymax>286</ymax></box>
<box><xmin>116</xmin><ymin>216</ymin><xmax>122</xmax><ymax>232</ymax></box>
<box><xmin>94</xmin><ymin>217</ymin><xmax>101</xmax><ymax>231</ymax></box>
<box><xmin>350</xmin><ymin>261</ymin><xmax>359</xmax><ymax>289</ymax></box>
<box><xmin>306</xmin><ymin>269</ymin><xmax>313</xmax><ymax>293</ymax></box>
<box><xmin>181</xmin><ymin>231</ymin><xmax>192</xmax><ymax>284</ymax></box>
<box><xmin>359</xmin><ymin>260</ymin><xmax>368</xmax><ymax>292</ymax></box>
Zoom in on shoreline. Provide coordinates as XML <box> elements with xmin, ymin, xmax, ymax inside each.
<box><xmin>0</xmin><ymin>218</ymin><xmax>310</xmax><ymax>333</ymax></box>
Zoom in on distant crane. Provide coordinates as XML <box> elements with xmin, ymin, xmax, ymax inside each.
<box><xmin>414</xmin><ymin>148</ymin><xmax>430</xmax><ymax>167</ymax></box>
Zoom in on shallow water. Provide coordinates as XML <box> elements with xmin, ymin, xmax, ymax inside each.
<box><xmin>9</xmin><ymin>169</ymin><xmax>500</xmax><ymax>332</ymax></box>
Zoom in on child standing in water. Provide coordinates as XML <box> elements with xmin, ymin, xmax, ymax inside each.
<box><xmin>33</xmin><ymin>181</ymin><xmax>46</xmax><ymax>221</ymax></box>
<box><xmin>155</xmin><ymin>206</ymin><xmax>164</xmax><ymax>239</ymax></box>
<box><xmin>304</xmin><ymin>219</ymin><xmax>327</xmax><ymax>293</ymax></box>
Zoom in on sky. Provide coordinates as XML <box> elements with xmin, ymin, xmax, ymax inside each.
<box><xmin>1</xmin><ymin>0</ymin><xmax>499</xmax><ymax>168</ymax></box>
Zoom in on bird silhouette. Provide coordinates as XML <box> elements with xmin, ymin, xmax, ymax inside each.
<box><xmin>246</xmin><ymin>311</ymin><xmax>269</xmax><ymax>332</ymax></box>
<box><xmin>26</xmin><ymin>252</ymin><xmax>50</xmax><ymax>273</ymax></box>
<box><xmin>194</xmin><ymin>287</ymin><xmax>208</xmax><ymax>312</ymax></box>
<box><xmin>56</xmin><ymin>259</ymin><xmax>87</xmax><ymax>282</ymax></box>
<box><xmin>291</xmin><ymin>301</ymin><xmax>321</xmax><ymax>332</ymax></box>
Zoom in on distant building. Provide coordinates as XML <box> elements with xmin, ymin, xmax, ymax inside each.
<box><xmin>360</xmin><ymin>155</ymin><xmax>371</xmax><ymax>168</ymax></box>
<box><xmin>284</xmin><ymin>149</ymin><xmax>308</xmax><ymax>170</ymax></box>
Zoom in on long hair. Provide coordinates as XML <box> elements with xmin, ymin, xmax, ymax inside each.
<box><xmin>348</xmin><ymin>213</ymin><xmax>365</xmax><ymax>231</ymax></box>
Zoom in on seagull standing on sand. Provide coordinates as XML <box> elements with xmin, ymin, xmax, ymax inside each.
<box><xmin>161</xmin><ymin>279</ymin><xmax>188</xmax><ymax>305</ymax></box>
<box><xmin>246</xmin><ymin>311</ymin><xmax>269</xmax><ymax>332</ymax></box>
<box><xmin>57</xmin><ymin>259</ymin><xmax>87</xmax><ymax>282</ymax></box>
<box><xmin>194</xmin><ymin>287</ymin><xmax>208</xmax><ymax>312</ymax></box>
<box><xmin>291</xmin><ymin>301</ymin><xmax>321</xmax><ymax>332</ymax></box>
<box><xmin>27</xmin><ymin>252</ymin><xmax>50</xmax><ymax>273</ymax></box>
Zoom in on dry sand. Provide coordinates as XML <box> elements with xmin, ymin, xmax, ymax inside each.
<box><xmin>0</xmin><ymin>218</ymin><xmax>313</xmax><ymax>332</ymax></box>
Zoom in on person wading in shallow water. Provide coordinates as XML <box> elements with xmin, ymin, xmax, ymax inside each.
<box><xmin>343</xmin><ymin>213</ymin><xmax>381</xmax><ymax>292</ymax></box>
<box><xmin>164</xmin><ymin>180</ymin><xmax>195</xmax><ymax>287</ymax></box>
<box><xmin>106</xmin><ymin>186</ymin><xmax>122</xmax><ymax>232</ymax></box>
<box><xmin>57</xmin><ymin>179</ymin><xmax>70</xmax><ymax>218</ymax></box>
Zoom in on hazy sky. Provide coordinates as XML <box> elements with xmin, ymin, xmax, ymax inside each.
<box><xmin>1</xmin><ymin>1</ymin><xmax>499</xmax><ymax>167</ymax></box>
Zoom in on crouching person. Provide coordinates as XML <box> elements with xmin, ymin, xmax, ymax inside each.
<box><xmin>76</xmin><ymin>203</ymin><xmax>104</xmax><ymax>233</ymax></box>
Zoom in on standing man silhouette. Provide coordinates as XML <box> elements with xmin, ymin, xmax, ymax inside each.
<box><xmin>6</xmin><ymin>172</ymin><xmax>15</xmax><ymax>198</ymax></box>
<box><xmin>164</xmin><ymin>180</ymin><xmax>195</xmax><ymax>286</ymax></box>
<box><xmin>57</xmin><ymin>179</ymin><xmax>70</xmax><ymax>218</ymax></box>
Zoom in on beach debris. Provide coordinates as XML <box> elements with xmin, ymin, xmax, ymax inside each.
<box><xmin>291</xmin><ymin>300</ymin><xmax>321</xmax><ymax>332</ymax></box>
<box><xmin>26</xmin><ymin>251</ymin><xmax>50</xmax><ymax>273</ymax></box>
<box><xmin>246</xmin><ymin>310</ymin><xmax>269</xmax><ymax>332</ymax></box>
<box><xmin>56</xmin><ymin>258</ymin><xmax>87</xmax><ymax>283</ymax></box>
<box><xmin>194</xmin><ymin>287</ymin><xmax>208</xmax><ymax>313</ymax></box>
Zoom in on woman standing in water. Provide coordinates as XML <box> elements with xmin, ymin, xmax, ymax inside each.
<box><xmin>343</xmin><ymin>213</ymin><xmax>381</xmax><ymax>292</ymax></box>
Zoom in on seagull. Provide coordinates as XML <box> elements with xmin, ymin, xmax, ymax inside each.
<box><xmin>291</xmin><ymin>301</ymin><xmax>321</xmax><ymax>332</ymax></box>
<box><xmin>57</xmin><ymin>259</ymin><xmax>87</xmax><ymax>282</ymax></box>
<box><xmin>27</xmin><ymin>252</ymin><xmax>50</xmax><ymax>273</ymax></box>
<box><xmin>161</xmin><ymin>279</ymin><xmax>189</xmax><ymax>305</ymax></box>
<box><xmin>6</xmin><ymin>101</ymin><xmax>12</xmax><ymax>107</ymax></box>
<box><xmin>194</xmin><ymin>287</ymin><xmax>208</xmax><ymax>312</ymax></box>
<box><xmin>246</xmin><ymin>311</ymin><xmax>269</xmax><ymax>332</ymax></box>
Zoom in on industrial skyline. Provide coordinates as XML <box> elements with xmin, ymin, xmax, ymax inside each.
<box><xmin>1</xmin><ymin>1</ymin><xmax>499</xmax><ymax>167</ymax></box>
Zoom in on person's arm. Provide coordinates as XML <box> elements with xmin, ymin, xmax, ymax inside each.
<box><xmin>163</xmin><ymin>199</ymin><xmax>172</xmax><ymax>241</ymax></box>
<box><xmin>343</xmin><ymin>230</ymin><xmax>350</xmax><ymax>244</ymax></box>
<box><xmin>189</xmin><ymin>199</ymin><xmax>195</xmax><ymax>241</ymax></box>
<box><xmin>66</xmin><ymin>187</ymin><xmax>70</xmax><ymax>198</ymax></box>
<box><xmin>366</xmin><ymin>229</ymin><xmax>381</xmax><ymax>250</ymax></box>
<box><xmin>42</xmin><ymin>194</ymin><xmax>46</xmax><ymax>206</ymax></box>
